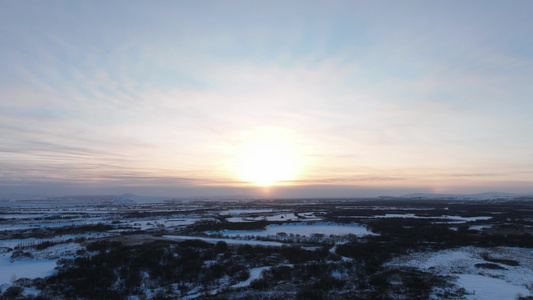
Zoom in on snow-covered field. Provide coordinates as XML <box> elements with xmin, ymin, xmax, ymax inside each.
<box><xmin>2</xmin><ymin>195</ymin><xmax>532</xmax><ymax>299</ymax></box>
<box><xmin>162</xmin><ymin>235</ymin><xmax>286</xmax><ymax>246</ymax></box>
<box><xmin>125</xmin><ymin>218</ymin><xmax>198</xmax><ymax>230</ymax></box>
<box><xmin>0</xmin><ymin>254</ymin><xmax>57</xmax><ymax>284</ymax></box>
<box><xmin>0</xmin><ymin>237</ymin><xmax>87</xmax><ymax>285</ymax></box>
<box><xmin>225</xmin><ymin>212</ymin><xmax>323</xmax><ymax>223</ymax></box>
<box><xmin>372</xmin><ymin>214</ymin><xmax>492</xmax><ymax>222</ymax></box>
<box><xmin>386</xmin><ymin>247</ymin><xmax>533</xmax><ymax>300</ymax></box>
<box><xmin>223</xmin><ymin>223</ymin><xmax>375</xmax><ymax>237</ymax></box>
<box><xmin>456</xmin><ymin>274</ymin><xmax>531</xmax><ymax>300</ymax></box>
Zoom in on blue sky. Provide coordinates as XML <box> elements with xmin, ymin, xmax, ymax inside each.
<box><xmin>1</xmin><ymin>1</ymin><xmax>533</xmax><ymax>197</ymax></box>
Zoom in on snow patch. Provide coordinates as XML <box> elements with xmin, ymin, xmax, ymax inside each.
<box><xmin>162</xmin><ymin>235</ymin><xmax>285</xmax><ymax>246</ymax></box>
<box><xmin>224</xmin><ymin>223</ymin><xmax>376</xmax><ymax>237</ymax></box>
<box><xmin>0</xmin><ymin>255</ymin><xmax>57</xmax><ymax>284</ymax></box>
<box><xmin>232</xmin><ymin>266</ymin><xmax>270</xmax><ymax>288</ymax></box>
<box><xmin>457</xmin><ymin>274</ymin><xmax>530</xmax><ymax>300</ymax></box>
<box><xmin>387</xmin><ymin>247</ymin><xmax>533</xmax><ymax>299</ymax></box>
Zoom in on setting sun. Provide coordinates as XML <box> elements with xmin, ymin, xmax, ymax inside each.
<box><xmin>232</xmin><ymin>127</ymin><xmax>303</xmax><ymax>186</ymax></box>
<box><xmin>237</xmin><ymin>144</ymin><xmax>297</xmax><ymax>186</ymax></box>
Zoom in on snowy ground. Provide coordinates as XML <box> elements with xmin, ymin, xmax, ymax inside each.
<box><xmin>225</xmin><ymin>212</ymin><xmax>322</xmax><ymax>223</ymax></box>
<box><xmin>125</xmin><ymin>218</ymin><xmax>198</xmax><ymax>230</ymax></box>
<box><xmin>0</xmin><ymin>235</ymin><xmax>101</xmax><ymax>285</ymax></box>
<box><xmin>2</xmin><ymin>197</ymin><xmax>532</xmax><ymax>299</ymax></box>
<box><xmin>456</xmin><ymin>274</ymin><xmax>531</xmax><ymax>300</ymax></box>
<box><xmin>231</xmin><ymin>266</ymin><xmax>270</xmax><ymax>288</ymax></box>
<box><xmin>371</xmin><ymin>214</ymin><xmax>492</xmax><ymax>222</ymax></box>
<box><xmin>162</xmin><ymin>235</ymin><xmax>286</xmax><ymax>246</ymax></box>
<box><xmin>386</xmin><ymin>247</ymin><xmax>533</xmax><ymax>300</ymax></box>
<box><xmin>0</xmin><ymin>254</ymin><xmax>57</xmax><ymax>284</ymax></box>
<box><xmin>223</xmin><ymin>223</ymin><xmax>376</xmax><ymax>237</ymax></box>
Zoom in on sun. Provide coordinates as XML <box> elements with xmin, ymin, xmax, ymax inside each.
<box><xmin>237</xmin><ymin>143</ymin><xmax>297</xmax><ymax>186</ymax></box>
<box><xmin>232</xmin><ymin>127</ymin><xmax>302</xmax><ymax>187</ymax></box>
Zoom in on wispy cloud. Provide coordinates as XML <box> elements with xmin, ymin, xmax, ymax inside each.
<box><xmin>1</xmin><ymin>1</ymin><xmax>533</xmax><ymax>196</ymax></box>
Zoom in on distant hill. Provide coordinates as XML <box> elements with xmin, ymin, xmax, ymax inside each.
<box><xmin>111</xmin><ymin>193</ymin><xmax>170</xmax><ymax>204</ymax></box>
<box><xmin>397</xmin><ymin>192</ymin><xmax>533</xmax><ymax>200</ymax></box>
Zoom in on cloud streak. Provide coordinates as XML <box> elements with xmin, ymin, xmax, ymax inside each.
<box><xmin>1</xmin><ymin>1</ymin><xmax>533</xmax><ymax>196</ymax></box>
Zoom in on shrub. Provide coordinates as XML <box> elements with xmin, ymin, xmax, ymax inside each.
<box><xmin>475</xmin><ymin>263</ymin><xmax>507</xmax><ymax>270</ymax></box>
<box><xmin>214</xmin><ymin>241</ymin><xmax>228</xmax><ymax>253</ymax></box>
<box><xmin>234</xmin><ymin>269</ymin><xmax>250</xmax><ymax>281</ymax></box>
<box><xmin>296</xmin><ymin>287</ymin><xmax>325</xmax><ymax>300</ymax></box>
<box><xmin>36</xmin><ymin>240</ymin><xmax>56</xmax><ymax>250</ymax></box>
<box><xmin>480</xmin><ymin>252</ymin><xmax>519</xmax><ymax>266</ymax></box>
<box><xmin>3</xmin><ymin>286</ymin><xmax>24</xmax><ymax>298</ymax></box>
<box><xmin>86</xmin><ymin>239</ymin><xmax>122</xmax><ymax>252</ymax></box>
<box><xmin>10</xmin><ymin>250</ymin><xmax>33</xmax><ymax>260</ymax></box>
<box><xmin>178</xmin><ymin>239</ymin><xmax>212</xmax><ymax>249</ymax></box>
<box><xmin>250</xmin><ymin>278</ymin><xmax>269</xmax><ymax>290</ymax></box>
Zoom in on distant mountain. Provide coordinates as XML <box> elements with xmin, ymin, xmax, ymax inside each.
<box><xmin>111</xmin><ymin>193</ymin><xmax>170</xmax><ymax>204</ymax></box>
<box><xmin>398</xmin><ymin>192</ymin><xmax>533</xmax><ymax>200</ymax></box>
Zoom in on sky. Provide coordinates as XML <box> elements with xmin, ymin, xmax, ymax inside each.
<box><xmin>1</xmin><ymin>1</ymin><xmax>533</xmax><ymax>198</ymax></box>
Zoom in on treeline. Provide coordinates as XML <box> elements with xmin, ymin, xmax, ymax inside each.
<box><xmin>1</xmin><ymin>223</ymin><xmax>115</xmax><ymax>241</ymax></box>
<box><xmin>365</xmin><ymin>220</ymin><xmax>533</xmax><ymax>249</ymax></box>
<box><xmin>185</xmin><ymin>219</ymin><xmax>285</xmax><ymax>233</ymax></box>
